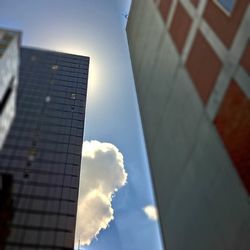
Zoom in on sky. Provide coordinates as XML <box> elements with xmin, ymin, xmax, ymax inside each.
<box><xmin>0</xmin><ymin>0</ymin><xmax>163</xmax><ymax>249</ymax></box>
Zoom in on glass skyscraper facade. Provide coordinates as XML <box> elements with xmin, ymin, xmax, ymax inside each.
<box><xmin>0</xmin><ymin>47</ymin><xmax>89</xmax><ymax>249</ymax></box>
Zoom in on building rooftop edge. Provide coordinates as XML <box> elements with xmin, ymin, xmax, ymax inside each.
<box><xmin>21</xmin><ymin>45</ymin><xmax>90</xmax><ymax>61</ymax></box>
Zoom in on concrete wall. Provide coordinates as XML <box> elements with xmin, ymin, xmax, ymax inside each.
<box><xmin>0</xmin><ymin>30</ymin><xmax>20</xmax><ymax>149</ymax></box>
<box><xmin>127</xmin><ymin>0</ymin><xmax>250</xmax><ymax>249</ymax></box>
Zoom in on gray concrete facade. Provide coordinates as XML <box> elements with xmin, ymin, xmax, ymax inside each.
<box><xmin>0</xmin><ymin>29</ymin><xmax>20</xmax><ymax>150</ymax></box>
<box><xmin>127</xmin><ymin>0</ymin><xmax>250</xmax><ymax>249</ymax></box>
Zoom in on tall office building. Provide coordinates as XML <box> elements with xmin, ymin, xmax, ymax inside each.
<box><xmin>0</xmin><ymin>47</ymin><xmax>89</xmax><ymax>249</ymax></box>
<box><xmin>0</xmin><ymin>28</ymin><xmax>20</xmax><ymax>149</ymax></box>
<box><xmin>127</xmin><ymin>1</ymin><xmax>250</xmax><ymax>249</ymax></box>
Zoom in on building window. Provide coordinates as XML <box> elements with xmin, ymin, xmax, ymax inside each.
<box><xmin>51</xmin><ymin>64</ymin><xmax>58</xmax><ymax>70</ymax></box>
<box><xmin>45</xmin><ymin>96</ymin><xmax>51</xmax><ymax>103</ymax></box>
<box><xmin>0</xmin><ymin>77</ymin><xmax>14</xmax><ymax>114</ymax></box>
<box><xmin>31</xmin><ymin>55</ymin><xmax>36</xmax><ymax>61</ymax></box>
<box><xmin>214</xmin><ymin>0</ymin><xmax>235</xmax><ymax>14</ymax></box>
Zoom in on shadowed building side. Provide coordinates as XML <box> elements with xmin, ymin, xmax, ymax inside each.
<box><xmin>127</xmin><ymin>0</ymin><xmax>250</xmax><ymax>249</ymax></box>
<box><xmin>0</xmin><ymin>174</ymin><xmax>14</xmax><ymax>250</ymax></box>
<box><xmin>0</xmin><ymin>28</ymin><xmax>20</xmax><ymax>150</ymax></box>
<box><xmin>0</xmin><ymin>28</ymin><xmax>20</xmax><ymax>250</ymax></box>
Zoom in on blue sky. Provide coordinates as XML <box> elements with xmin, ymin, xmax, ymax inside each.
<box><xmin>0</xmin><ymin>1</ymin><xmax>163</xmax><ymax>249</ymax></box>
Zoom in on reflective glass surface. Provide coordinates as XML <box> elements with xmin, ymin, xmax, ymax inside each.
<box><xmin>0</xmin><ymin>48</ymin><xmax>89</xmax><ymax>249</ymax></box>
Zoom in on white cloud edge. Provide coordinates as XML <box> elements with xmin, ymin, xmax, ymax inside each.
<box><xmin>75</xmin><ymin>140</ymin><xmax>128</xmax><ymax>247</ymax></box>
<box><xmin>143</xmin><ymin>205</ymin><xmax>158</xmax><ymax>221</ymax></box>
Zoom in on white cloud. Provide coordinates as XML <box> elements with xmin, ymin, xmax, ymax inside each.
<box><xmin>143</xmin><ymin>205</ymin><xmax>158</xmax><ymax>221</ymax></box>
<box><xmin>75</xmin><ymin>140</ymin><xmax>128</xmax><ymax>246</ymax></box>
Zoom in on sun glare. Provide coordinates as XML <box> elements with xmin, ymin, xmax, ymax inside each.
<box><xmin>53</xmin><ymin>43</ymin><xmax>104</xmax><ymax>101</ymax></box>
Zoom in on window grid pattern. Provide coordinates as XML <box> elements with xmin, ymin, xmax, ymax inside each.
<box><xmin>0</xmin><ymin>48</ymin><xmax>89</xmax><ymax>249</ymax></box>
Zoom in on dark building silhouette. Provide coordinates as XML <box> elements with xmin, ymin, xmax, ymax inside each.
<box><xmin>0</xmin><ymin>174</ymin><xmax>14</xmax><ymax>249</ymax></box>
<box><xmin>0</xmin><ymin>47</ymin><xmax>89</xmax><ymax>249</ymax></box>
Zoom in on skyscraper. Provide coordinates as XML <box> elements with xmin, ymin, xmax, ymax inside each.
<box><xmin>0</xmin><ymin>47</ymin><xmax>89</xmax><ymax>249</ymax></box>
<box><xmin>0</xmin><ymin>28</ymin><xmax>20</xmax><ymax>149</ymax></box>
<box><xmin>127</xmin><ymin>0</ymin><xmax>250</xmax><ymax>249</ymax></box>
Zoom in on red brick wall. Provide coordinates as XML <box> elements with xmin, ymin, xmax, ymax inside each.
<box><xmin>191</xmin><ymin>0</ymin><xmax>199</xmax><ymax>7</ymax></box>
<box><xmin>159</xmin><ymin>0</ymin><xmax>173</xmax><ymax>21</ymax></box>
<box><xmin>154</xmin><ymin>0</ymin><xmax>250</xmax><ymax>194</ymax></box>
<box><xmin>203</xmin><ymin>0</ymin><xmax>249</xmax><ymax>48</ymax></box>
<box><xmin>169</xmin><ymin>2</ymin><xmax>192</xmax><ymax>53</ymax></box>
<box><xmin>186</xmin><ymin>31</ymin><xmax>222</xmax><ymax>104</ymax></box>
<box><xmin>215</xmin><ymin>81</ymin><xmax>250</xmax><ymax>194</ymax></box>
<box><xmin>240</xmin><ymin>42</ymin><xmax>250</xmax><ymax>74</ymax></box>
